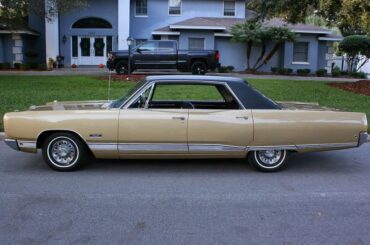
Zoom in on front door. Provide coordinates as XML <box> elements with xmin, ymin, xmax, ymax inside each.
<box><xmin>78</xmin><ymin>36</ymin><xmax>107</xmax><ymax>65</ymax></box>
<box><xmin>118</xmin><ymin>84</ymin><xmax>188</xmax><ymax>156</ymax></box>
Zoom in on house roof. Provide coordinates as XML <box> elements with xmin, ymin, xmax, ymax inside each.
<box><xmin>153</xmin><ymin>17</ymin><xmax>339</xmax><ymax>39</ymax></box>
<box><xmin>0</xmin><ymin>24</ymin><xmax>40</xmax><ymax>36</ymax></box>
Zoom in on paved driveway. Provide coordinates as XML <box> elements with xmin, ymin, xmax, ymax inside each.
<box><xmin>0</xmin><ymin>142</ymin><xmax>369</xmax><ymax>244</ymax></box>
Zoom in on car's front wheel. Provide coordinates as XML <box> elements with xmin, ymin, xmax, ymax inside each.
<box><xmin>42</xmin><ymin>132</ymin><xmax>88</xmax><ymax>171</ymax></box>
<box><xmin>248</xmin><ymin>150</ymin><xmax>288</xmax><ymax>172</ymax></box>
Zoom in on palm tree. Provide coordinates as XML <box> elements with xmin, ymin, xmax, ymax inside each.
<box><xmin>231</xmin><ymin>21</ymin><xmax>263</xmax><ymax>71</ymax></box>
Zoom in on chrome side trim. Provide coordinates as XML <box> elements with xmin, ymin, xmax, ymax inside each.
<box><xmin>247</xmin><ymin>145</ymin><xmax>297</xmax><ymax>151</ymax></box>
<box><xmin>88</xmin><ymin>143</ymin><xmax>118</xmax><ymax>151</ymax></box>
<box><xmin>358</xmin><ymin>132</ymin><xmax>368</xmax><ymax>147</ymax></box>
<box><xmin>4</xmin><ymin>139</ymin><xmax>19</xmax><ymax>151</ymax></box>
<box><xmin>189</xmin><ymin>144</ymin><xmax>246</xmax><ymax>152</ymax></box>
<box><xmin>296</xmin><ymin>142</ymin><xmax>358</xmax><ymax>150</ymax></box>
<box><xmin>18</xmin><ymin>141</ymin><xmax>37</xmax><ymax>150</ymax></box>
<box><xmin>119</xmin><ymin>143</ymin><xmax>188</xmax><ymax>152</ymax></box>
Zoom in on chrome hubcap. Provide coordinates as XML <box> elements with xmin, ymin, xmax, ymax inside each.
<box><xmin>50</xmin><ymin>139</ymin><xmax>76</xmax><ymax>166</ymax></box>
<box><xmin>257</xmin><ymin>150</ymin><xmax>282</xmax><ymax>165</ymax></box>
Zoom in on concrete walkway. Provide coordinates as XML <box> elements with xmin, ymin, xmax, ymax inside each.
<box><xmin>0</xmin><ymin>68</ymin><xmax>360</xmax><ymax>82</ymax></box>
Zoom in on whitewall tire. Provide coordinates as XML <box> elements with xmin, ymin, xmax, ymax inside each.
<box><xmin>248</xmin><ymin>150</ymin><xmax>289</xmax><ymax>172</ymax></box>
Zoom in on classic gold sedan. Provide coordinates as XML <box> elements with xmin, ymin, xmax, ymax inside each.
<box><xmin>3</xmin><ymin>75</ymin><xmax>368</xmax><ymax>172</ymax></box>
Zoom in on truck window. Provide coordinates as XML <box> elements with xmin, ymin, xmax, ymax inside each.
<box><xmin>138</xmin><ymin>42</ymin><xmax>156</xmax><ymax>52</ymax></box>
<box><xmin>158</xmin><ymin>41</ymin><xmax>175</xmax><ymax>52</ymax></box>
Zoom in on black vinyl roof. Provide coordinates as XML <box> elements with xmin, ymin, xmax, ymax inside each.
<box><xmin>146</xmin><ymin>75</ymin><xmax>281</xmax><ymax>110</ymax></box>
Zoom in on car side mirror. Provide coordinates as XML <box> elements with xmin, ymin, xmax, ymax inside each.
<box><xmin>136</xmin><ymin>48</ymin><xmax>142</xmax><ymax>53</ymax></box>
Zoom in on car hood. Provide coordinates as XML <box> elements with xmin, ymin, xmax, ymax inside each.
<box><xmin>28</xmin><ymin>100</ymin><xmax>112</xmax><ymax>111</ymax></box>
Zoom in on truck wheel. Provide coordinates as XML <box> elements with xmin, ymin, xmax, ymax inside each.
<box><xmin>191</xmin><ymin>61</ymin><xmax>207</xmax><ymax>75</ymax></box>
<box><xmin>248</xmin><ymin>150</ymin><xmax>289</xmax><ymax>172</ymax></box>
<box><xmin>42</xmin><ymin>132</ymin><xmax>89</xmax><ymax>171</ymax></box>
<box><xmin>115</xmin><ymin>61</ymin><xmax>128</xmax><ymax>75</ymax></box>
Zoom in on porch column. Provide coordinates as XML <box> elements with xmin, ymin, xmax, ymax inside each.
<box><xmin>118</xmin><ymin>0</ymin><xmax>131</xmax><ymax>50</ymax></box>
<box><xmin>45</xmin><ymin>0</ymin><xmax>59</xmax><ymax>63</ymax></box>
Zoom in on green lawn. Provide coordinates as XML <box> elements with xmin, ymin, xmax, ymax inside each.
<box><xmin>0</xmin><ymin>76</ymin><xmax>369</xmax><ymax>132</ymax></box>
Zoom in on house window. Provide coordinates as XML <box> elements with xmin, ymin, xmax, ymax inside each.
<box><xmin>72</xmin><ymin>36</ymin><xmax>78</xmax><ymax>57</ymax></box>
<box><xmin>169</xmin><ymin>0</ymin><xmax>181</xmax><ymax>15</ymax></box>
<box><xmin>189</xmin><ymin>38</ymin><xmax>205</xmax><ymax>50</ymax></box>
<box><xmin>72</xmin><ymin>18</ymin><xmax>112</xmax><ymax>29</ymax></box>
<box><xmin>136</xmin><ymin>0</ymin><xmax>147</xmax><ymax>16</ymax></box>
<box><xmin>293</xmin><ymin>42</ymin><xmax>309</xmax><ymax>63</ymax></box>
<box><xmin>107</xmin><ymin>36</ymin><xmax>113</xmax><ymax>54</ymax></box>
<box><xmin>224</xmin><ymin>0</ymin><xmax>236</xmax><ymax>16</ymax></box>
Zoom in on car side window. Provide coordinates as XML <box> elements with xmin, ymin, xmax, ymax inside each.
<box><xmin>129</xmin><ymin>85</ymin><xmax>152</xmax><ymax>109</ymax></box>
<box><xmin>148</xmin><ymin>83</ymin><xmax>241</xmax><ymax>110</ymax></box>
<box><xmin>158</xmin><ymin>42</ymin><xmax>175</xmax><ymax>52</ymax></box>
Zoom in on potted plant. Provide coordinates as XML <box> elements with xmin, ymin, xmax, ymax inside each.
<box><xmin>48</xmin><ymin>58</ymin><xmax>55</xmax><ymax>70</ymax></box>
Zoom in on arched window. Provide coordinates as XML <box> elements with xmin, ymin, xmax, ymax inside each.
<box><xmin>72</xmin><ymin>17</ymin><xmax>112</xmax><ymax>29</ymax></box>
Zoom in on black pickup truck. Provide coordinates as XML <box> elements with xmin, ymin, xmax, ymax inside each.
<box><xmin>107</xmin><ymin>40</ymin><xmax>220</xmax><ymax>75</ymax></box>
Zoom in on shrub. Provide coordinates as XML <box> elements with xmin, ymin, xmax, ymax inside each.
<box><xmin>332</xmin><ymin>66</ymin><xmax>341</xmax><ymax>77</ymax></box>
<box><xmin>339</xmin><ymin>35</ymin><xmax>370</xmax><ymax>72</ymax></box>
<box><xmin>297</xmin><ymin>69</ymin><xmax>311</xmax><ymax>76</ymax></box>
<box><xmin>20</xmin><ymin>64</ymin><xmax>30</xmax><ymax>70</ymax></box>
<box><xmin>0</xmin><ymin>63</ymin><xmax>11</xmax><ymax>69</ymax></box>
<box><xmin>277</xmin><ymin>68</ymin><xmax>293</xmax><ymax>75</ymax></box>
<box><xmin>271</xmin><ymin>67</ymin><xmax>279</xmax><ymax>73</ymax></box>
<box><xmin>226</xmin><ymin>66</ymin><xmax>235</xmax><ymax>72</ymax></box>
<box><xmin>316</xmin><ymin>69</ymin><xmax>327</xmax><ymax>77</ymax></box>
<box><xmin>28</xmin><ymin>62</ymin><xmax>38</xmax><ymax>69</ymax></box>
<box><xmin>38</xmin><ymin>64</ymin><xmax>48</xmax><ymax>71</ymax></box>
<box><xmin>71</xmin><ymin>64</ymin><xmax>78</xmax><ymax>68</ymax></box>
<box><xmin>218</xmin><ymin>66</ymin><xmax>229</xmax><ymax>73</ymax></box>
<box><xmin>341</xmin><ymin>71</ymin><xmax>349</xmax><ymax>76</ymax></box>
<box><xmin>351</xmin><ymin>72</ymin><xmax>368</xmax><ymax>79</ymax></box>
<box><xmin>14</xmin><ymin>63</ymin><xmax>21</xmax><ymax>70</ymax></box>
<box><xmin>98</xmin><ymin>64</ymin><xmax>105</xmax><ymax>69</ymax></box>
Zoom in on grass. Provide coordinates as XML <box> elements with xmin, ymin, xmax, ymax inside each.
<box><xmin>0</xmin><ymin>76</ymin><xmax>369</xmax><ymax>132</ymax></box>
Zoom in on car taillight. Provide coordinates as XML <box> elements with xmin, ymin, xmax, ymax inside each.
<box><xmin>216</xmin><ymin>51</ymin><xmax>220</xmax><ymax>62</ymax></box>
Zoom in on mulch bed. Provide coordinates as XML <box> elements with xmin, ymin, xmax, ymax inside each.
<box><xmin>329</xmin><ymin>80</ymin><xmax>370</xmax><ymax>96</ymax></box>
<box><xmin>96</xmin><ymin>74</ymin><xmax>146</xmax><ymax>83</ymax></box>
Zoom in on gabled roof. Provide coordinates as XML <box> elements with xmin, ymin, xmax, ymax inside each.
<box><xmin>0</xmin><ymin>23</ymin><xmax>40</xmax><ymax>36</ymax></box>
<box><xmin>153</xmin><ymin>17</ymin><xmax>340</xmax><ymax>40</ymax></box>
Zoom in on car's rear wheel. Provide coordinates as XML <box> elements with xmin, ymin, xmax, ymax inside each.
<box><xmin>42</xmin><ymin>132</ymin><xmax>88</xmax><ymax>171</ymax></box>
<box><xmin>191</xmin><ymin>61</ymin><xmax>207</xmax><ymax>75</ymax></box>
<box><xmin>115</xmin><ymin>60</ymin><xmax>129</xmax><ymax>75</ymax></box>
<box><xmin>248</xmin><ymin>150</ymin><xmax>288</xmax><ymax>172</ymax></box>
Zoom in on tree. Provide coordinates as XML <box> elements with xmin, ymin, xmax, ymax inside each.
<box><xmin>247</xmin><ymin>0</ymin><xmax>370</xmax><ymax>36</ymax></box>
<box><xmin>338</xmin><ymin>35</ymin><xmax>370</xmax><ymax>72</ymax></box>
<box><xmin>0</xmin><ymin>0</ymin><xmax>87</xmax><ymax>28</ymax></box>
<box><xmin>231</xmin><ymin>20</ymin><xmax>296</xmax><ymax>71</ymax></box>
<box><xmin>231</xmin><ymin>21</ymin><xmax>264</xmax><ymax>70</ymax></box>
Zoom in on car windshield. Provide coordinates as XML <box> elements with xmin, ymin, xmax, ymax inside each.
<box><xmin>110</xmin><ymin>80</ymin><xmax>147</xmax><ymax>108</ymax></box>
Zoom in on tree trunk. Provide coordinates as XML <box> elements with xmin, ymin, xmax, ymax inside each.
<box><xmin>255</xmin><ymin>43</ymin><xmax>281</xmax><ymax>71</ymax></box>
<box><xmin>246</xmin><ymin>41</ymin><xmax>252</xmax><ymax>70</ymax></box>
<box><xmin>253</xmin><ymin>44</ymin><xmax>266</xmax><ymax>70</ymax></box>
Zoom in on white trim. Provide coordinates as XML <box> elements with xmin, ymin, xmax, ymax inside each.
<box><xmin>0</xmin><ymin>30</ymin><xmax>39</xmax><ymax>36</ymax></box>
<box><xmin>292</xmin><ymin>29</ymin><xmax>332</xmax><ymax>34</ymax></box>
<box><xmin>169</xmin><ymin>25</ymin><xmax>226</xmax><ymax>30</ymax></box>
<box><xmin>152</xmin><ymin>31</ymin><xmax>180</xmax><ymax>36</ymax></box>
<box><xmin>214</xmin><ymin>33</ymin><xmax>232</xmax><ymax>37</ymax></box>
<box><xmin>292</xmin><ymin>62</ymin><xmax>310</xmax><ymax>65</ymax></box>
<box><xmin>318</xmin><ymin>37</ymin><xmax>343</xmax><ymax>41</ymax></box>
<box><xmin>118</xmin><ymin>0</ymin><xmax>130</xmax><ymax>49</ymax></box>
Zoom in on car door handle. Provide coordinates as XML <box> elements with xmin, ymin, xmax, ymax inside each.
<box><xmin>172</xmin><ymin>117</ymin><xmax>186</xmax><ymax>121</ymax></box>
<box><xmin>236</xmin><ymin>116</ymin><xmax>249</xmax><ymax>120</ymax></box>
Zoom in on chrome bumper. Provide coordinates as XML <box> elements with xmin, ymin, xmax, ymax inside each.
<box><xmin>358</xmin><ymin>132</ymin><xmax>369</xmax><ymax>147</ymax></box>
<box><xmin>4</xmin><ymin>139</ymin><xmax>19</xmax><ymax>151</ymax></box>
